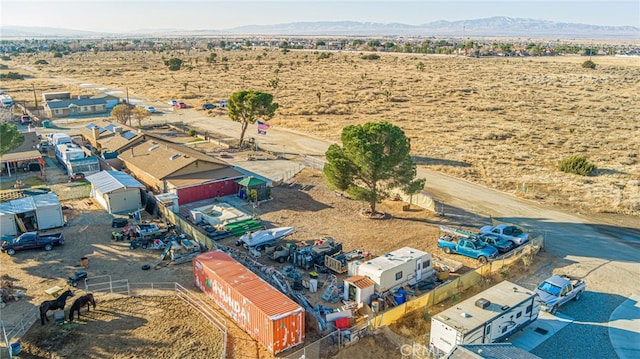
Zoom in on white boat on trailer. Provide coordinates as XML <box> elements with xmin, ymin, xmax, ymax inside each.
<box><xmin>237</xmin><ymin>227</ymin><xmax>294</xmax><ymax>250</ymax></box>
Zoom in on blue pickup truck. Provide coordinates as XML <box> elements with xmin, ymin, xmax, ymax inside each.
<box><xmin>437</xmin><ymin>235</ymin><xmax>498</xmax><ymax>264</ymax></box>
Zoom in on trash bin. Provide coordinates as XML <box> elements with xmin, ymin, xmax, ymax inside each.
<box><xmin>11</xmin><ymin>342</ymin><xmax>22</xmax><ymax>356</ymax></box>
<box><xmin>43</xmin><ymin>120</ymin><xmax>51</xmax><ymax>128</ymax></box>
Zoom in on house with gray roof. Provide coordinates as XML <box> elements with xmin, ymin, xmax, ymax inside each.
<box><xmin>44</xmin><ymin>97</ymin><xmax>107</xmax><ymax>118</ymax></box>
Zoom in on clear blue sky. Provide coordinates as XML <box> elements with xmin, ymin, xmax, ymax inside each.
<box><xmin>2</xmin><ymin>1</ymin><xmax>638</xmax><ymax>32</ymax></box>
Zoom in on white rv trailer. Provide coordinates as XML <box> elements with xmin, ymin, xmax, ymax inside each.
<box><xmin>430</xmin><ymin>280</ymin><xmax>541</xmax><ymax>356</ymax></box>
<box><xmin>0</xmin><ymin>94</ymin><xmax>14</xmax><ymax>108</ymax></box>
<box><xmin>353</xmin><ymin>247</ymin><xmax>435</xmax><ymax>293</ymax></box>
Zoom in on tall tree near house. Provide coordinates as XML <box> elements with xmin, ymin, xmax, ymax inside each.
<box><xmin>227</xmin><ymin>90</ymin><xmax>279</xmax><ymax>147</ymax></box>
<box><xmin>0</xmin><ymin>123</ymin><xmax>24</xmax><ymax>156</ymax></box>
<box><xmin>132</xmin><ymin>107</ymin><xmax>151</xmax><ymax>127</ymax></box>
<box><xmin>111</xmin><ymin>104</ymin><xmax>132</xmax><ymax>126</ymax></box>
<box><xmin>323</xmin><ymin>121</ymin><xmax>424</xmax><ymax>214</ymax></box>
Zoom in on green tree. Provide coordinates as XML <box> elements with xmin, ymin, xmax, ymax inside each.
<box><xmin>227</xmin><ymin>90</ymin><xmax>279</xmax><ymax>147</ymax></box>
<box><xmin>132</xmin><ymin>107</ymin><xmax>151</xmax><ymax>127</ymax></box>
<box><xmin>111</xmin><ymin>103</ymin><xmax>132</xmax><ymax>125</ymax></box>
<box><xmin>323</xmin><ymin>121</ymin><xmax>423</xmax><ymax>213</ymax></box>
<box><xmin>164</xmin><ymin>57</ymin><xmax>183</xmax><ymax>71</ymax></box>
<box><xmin>0</xmin><ymin>123</ymin><xmax>24</xmax><ymax>156</ymax></box>
<box><xmin>582</xmin><ymin>60</ymin><xmax>596</xmax><ymax>69</ymax></box>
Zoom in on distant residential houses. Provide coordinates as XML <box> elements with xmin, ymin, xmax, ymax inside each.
<box><xmin>42</xmin><ymin>91</ymin><xmax>120</xmax><ymax>118</ymax></box>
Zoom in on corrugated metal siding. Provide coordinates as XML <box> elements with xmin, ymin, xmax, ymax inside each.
<box><xmin>193</xmin><ymin>251</ymin><xmax>304</xmax><ymax>354</ymax></box>
<box><xmin>176</xmin><ymin>180</ymin><xmax>237</xmax><ymax>205</ymax></box>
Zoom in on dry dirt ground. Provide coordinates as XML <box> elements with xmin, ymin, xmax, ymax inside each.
<box><xmin>3</xmin><ymin>49</ymin><xmax>639</xmax><ymax>216</ymax></box>
<box><xmin>2</xmin><ymin>167</ymin><xmax>489</xmax><ymax>358</ymax></box>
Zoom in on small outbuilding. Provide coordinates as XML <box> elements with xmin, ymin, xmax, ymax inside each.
<box><xmin>87</xmin><ymin>171</ymin><xmax>146</xmax><ymax>214</ymax></box>
<box><xmin>0</xmin><ymin>193</ymin><xmax>64</xmax><ymax>236</ymax></box>
<box><xmin>343</xmin><ymin>275</ymin><xmax>376</xmax><ymax>305</ymax></box>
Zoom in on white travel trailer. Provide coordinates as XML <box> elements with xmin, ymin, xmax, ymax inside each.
<box><xmin>430</xmin><ymin>281</ymin><xmax>541</xmax><ymax>356</ymax></box>
<box><xmin>352</xmin><ymin>247</ymin><xmax>435</xmax><ymax>293</ymax></box>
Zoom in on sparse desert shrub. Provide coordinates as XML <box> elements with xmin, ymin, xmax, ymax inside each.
<box><xmin>1</xmin><ymin>55</ymin><xmax>10</xmax><ymax>61</ymax></box>
<box><xmin>0</xmin><ymin>64</ymin><xmax>7</xmax><ymax>69</ymax></box>
<box><xmin>316</xmin><ymin>52</ymin><xmax>332</xmax><ymax>61</ymax></box>
<box><xmin>53</xmin><ymin>52</ymin><xmax>63</xmax><ymax>58</ymax></box>
<box><xmin>34</xmin><ymin>59</ymin><xmax>48</xmax><ymax>65</ymax></box>
<box><xmin>0</xmin><ymin>72</ymin><xmax>24</xmax><ymax>80</ymax></box>
<box><xmin>557</xmin><ymin>155</ymin><xmax>596</xmax><ymax>176</ymax></box>
<box><xmin>188</xmin><ymin>129</ymin><xmax>196</xmax><ymax>136</ymax></box>
<box><xmin>361</xmin><ymin>54</ymin><xmax>380</xmax><ymax>60</ymax></box>
<box><xmin>582</xmin><ymin>60</ymin><xmax>596</xmax><ymax>69</ymax></box>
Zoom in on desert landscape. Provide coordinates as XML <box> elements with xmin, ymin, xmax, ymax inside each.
<box><xmin>2</xmin><ymin>47</ymin><xmax>639</xmax><ymax>217</ymax></box>
<box><xmin>1</xmin><ymin>43</ymin><xmax>639</xmax><ymax>358</ymax></box>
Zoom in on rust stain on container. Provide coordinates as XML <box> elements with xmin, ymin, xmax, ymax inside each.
<box><xmin>193</xmin><ymin>251</ymin><xmax>305</xmax><ymax>354</ymax></box>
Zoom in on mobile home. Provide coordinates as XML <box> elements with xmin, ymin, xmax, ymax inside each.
<box><xmin>430</xmin><ymin>281</ymin><xmax>541</xmax><ymax>356</ymax></box>
<box><xmin>352</xmin><ymin>247</ymin><xmax>435</xmax><ymax>293</ymax></box>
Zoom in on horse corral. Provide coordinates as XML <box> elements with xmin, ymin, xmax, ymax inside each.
<box><xmin>20</xmin><ymin>296</ymin><xmax>226</xmax><ymax>358</ymax></box>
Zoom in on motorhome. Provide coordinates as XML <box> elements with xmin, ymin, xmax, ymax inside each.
<box><xmin>351</xmin><ymin>247</ymin><xmax>435</xmax><ymax>293</ymax></box>
<box><xmin>430</xmin><ymin>281</ymin><xmax>541</xmax><ymax>356</ymax></box>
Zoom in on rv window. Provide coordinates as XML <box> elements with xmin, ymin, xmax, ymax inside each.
<box><xmin>395</xmin><ymin>271</ymin><xmax>403</xmax><ymax>280</ymax></box>
<box><xmin>502</xmin><ymin>326</ymin><xmax>508</xmax><ymax>334</ymax></box>
<box><xmin>516</xmin><ymin>312</ymin><xmax>522</xmax><ymax>318</ymax></box>
<box><xmin>526</xmin><ymin>305</ymin><xmax>532</xmax><ymax>314</ymax></box>
<box><xmin>423</xmin><ymin>260</ymin><xmax>430</xmax><ymax>269</ymax></box>
<box><xmin>485</xmin><ymin>325</ymin><xmax>491</xmax><ymax>335</ymax></box>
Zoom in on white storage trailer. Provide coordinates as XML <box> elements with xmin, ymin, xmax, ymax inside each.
<box><xmin>430</xmin><ymin>280</ymin><xmax>541</xmax><ymax>356</ymax></box>
<box><xmin>353</xmin><ymin>247</ymin><xmax>435</xmax><ymax>293</ymax></box>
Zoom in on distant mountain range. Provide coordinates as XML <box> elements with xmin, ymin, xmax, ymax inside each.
<box><xmin>1</xmin><ymin>17</ymin><xmax>638</xmax><ymax>39</ymax></box>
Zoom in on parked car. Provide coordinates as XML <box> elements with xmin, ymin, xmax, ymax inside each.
<box><xmin>217</xmin><ymin>100</ymin><xmax>228</xmax><ymax>107</ymax></box>
<box><xmin>146</xmin><ymin>106</ymin><xmax>157</xmax><ymax>113</ymax></box>
<box><xmin>201</xmin><ymin>103</ymin><xmax>215</xmax><ymax>110</ymax></box>
<box><xmin>437</xmin><ymin>235</ymin><xmax>498</xmax><ymax>263</ymax></box>
<box><xmin>1</xmin><ymin>232</ymin><xmax>65</xmax><ymax>256</ymax></box>
<box><xmin>479</xmin><ymin>224</ymin><xmax>529</xmax><ymax>247</ymax></box>
<box><xmin>175</xmin><ymin>102</ymin><xmax>186</xmax><ymax>109</ymax></box>
<box><xmin>20</xmin><ymin>114</ymin><xmax>32</xmax><ymax>125</ymax></box>
<box><xmin>535</xmin><ymin>275</ymin><xmax>586</xmax><ymax>314</ymax></box>
<box><xmin>168</xmin><ymin>100</ymin><xmax>178</xmax><ymax>106</ymax></box>
<box><xmin>480</xmin><ymin>234</ymin><xmax>514</xmax><ymax>253</ymax></box>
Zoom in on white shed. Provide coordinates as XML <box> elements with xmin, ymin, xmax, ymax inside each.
<box><xmin>343</xmin><ymin>275</ymin><xmax>376</xmax><ymax>305</ymax></box>
<box><xmin>87</xmin><ymin>171</ymin><xmax>145</xmax><ymax>214</ymax></box>
<box><xmin>0</xmin><ymin>202</ymin><xmax>17</xmax><ymax>236</ymax></box>
<box><xmin>0</xmin><ymin>193</ymin><xmax>64</xmax><ymax>236</ymax></box>
<box><xmin>33</xmin><ymin>193</ymin><xmax>65</xmax><ymax>231</ymax></box>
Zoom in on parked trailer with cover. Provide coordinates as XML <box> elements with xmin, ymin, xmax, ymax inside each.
<box><xmin>193</xmin><ymin>251</ymin><xmax>305</xmax><ymax>355</ymax></box>
<box><xmin>430</xmin><ymin>281</ymin><xmax>541</xmax><ymax>356</ymax></box>
<box><xmin>353</xmin><ymin>247</ymin><xmax>435</xmax><ymax>293</ymax></box>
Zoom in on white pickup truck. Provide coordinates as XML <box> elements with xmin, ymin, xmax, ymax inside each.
<box><xmin>535</xmin><ymin>275</ymin><xmax>586</xmax><ymax>314</ymax></box>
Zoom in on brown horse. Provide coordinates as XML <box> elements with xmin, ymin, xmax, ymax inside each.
<box><xmin>68</xmin><ymin>293</ymin><xmax>96</xmax><ymax>322</ymax></box>
<box><xmin>40</xmin><ymin>289</ymin><xmax>74</xmax><ymax>325</ymax></box>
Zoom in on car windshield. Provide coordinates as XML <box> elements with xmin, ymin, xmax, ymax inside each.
<box><xmin>538</xmin><ymin>281</ymin><xmax>562</xmax><ymax>296</ymax></box>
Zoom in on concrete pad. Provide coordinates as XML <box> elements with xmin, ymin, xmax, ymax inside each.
<box><xmin>609</xmin><ymin>294</ymin><xmax>640</xmax><ymax>359</ymax></box>
<box><xmin>507</xmin><ymin>311</ymin><xmax>574</xmax><ymax>351</ymax></box>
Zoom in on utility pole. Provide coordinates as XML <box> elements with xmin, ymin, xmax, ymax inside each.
<box><xmin>126</xmin><ymin>87</ymin><xmax>131</xmax><ymax>126</ymax></box>
<box><xmin>32</xmin><ymin>84</ymin><xmax>39</xmax><ymax>116</ymax></box>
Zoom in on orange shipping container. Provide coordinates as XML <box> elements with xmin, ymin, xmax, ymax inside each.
<box><xmin>193</xmin><ymin>251</ymin><xmax>305</xmax><ymax>354</ymax></box>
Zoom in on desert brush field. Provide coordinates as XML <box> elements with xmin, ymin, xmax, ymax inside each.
<box><xmin>3</xmin><ymin>47</ymin><xmax>640</xmax><ymax>216</ymax></box>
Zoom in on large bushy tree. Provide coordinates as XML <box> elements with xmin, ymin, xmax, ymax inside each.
<box><xmin>0</xmin><ymin>123</ymin><xmax>24</xmax><ymax>156</ymax></box>
<box><xmin>323</xmin><ymin>121</ymin><xmax>425</xmax><ymax>213</ymax></box>
<box><xmin>111</xmin><ymin>104</ymin><xmax>132</xmax><ymax>125</ymax></box>
<box><xmin>227</xmin><ymin>90</ymin><xmax>279</xmax><ymax>147</ymax></box>
<box><xmin>132</xmin><ymin>107</ymin><xmax>151</xmax><ymax>127</ymax></box>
